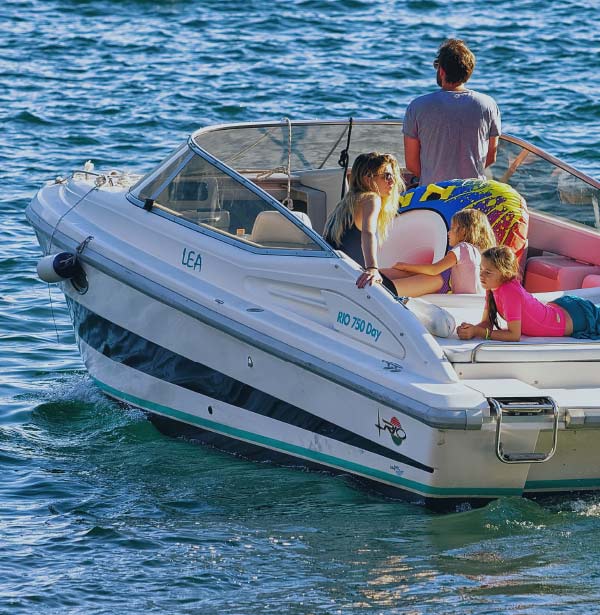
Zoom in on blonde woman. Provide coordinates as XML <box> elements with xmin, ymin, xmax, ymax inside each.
<box><xmin>323</xmin><ymin>152</ymin><xmax>404</xmax><ymax>292</ymax></box>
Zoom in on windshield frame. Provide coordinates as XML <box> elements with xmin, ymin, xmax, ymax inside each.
<box><xmin>127</xmin><ymin>140</ymin><xmax>335</xmax><ymax>257</ymax></box>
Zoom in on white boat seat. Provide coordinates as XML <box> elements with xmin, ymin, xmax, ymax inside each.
<box><xmin>438</xmin><ymin>335</ymin><xmax>600</xmax><ymax>363</ymax></box>
<box><xmin>250</xmin><ymin>210</ymin><xmax>313</xmax><ymax>248</ymax></box>
<box><xmin>289</xmin><ymin>210</ymin><xmax>313</xmax><ymax>228</ymax></box>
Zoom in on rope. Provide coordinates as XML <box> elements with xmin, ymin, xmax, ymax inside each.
<box><xmin>48</xmin><ymin>179</ymin><xmax>101</xmax><ymax>255</ymax></box>
<box><xmin>46</xmin><ymin>175</ymin><xmax>101</xmax><ymax>344</ymax></box>
<box><xmin>254</xmin><ymin>119</ymin><xmax>294</xmax><ymax>209</ymax></box>
<box><xmin>337</xmin><ymin>117</ymin><xmax>353</xmax><ymax>199</ymax></box>
<box><xmin>48</xmin><ymin>284</ymin><xmax>60</xmax><ymax>344</ymax></box>
<box><xmin>76</xmin><ymin>235</ymin><xmax>94</xmax><ymax>255</ymax></box>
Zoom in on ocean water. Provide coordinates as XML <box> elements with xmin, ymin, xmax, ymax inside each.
<box><xmin>2</xmin><ymin>0</ymin><xmax>600</xmax><ymax>613</ymax></box>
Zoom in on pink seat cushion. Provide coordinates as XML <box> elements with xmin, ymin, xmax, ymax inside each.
<box><xmin>582</xmin><ymin>274</ymin><xmax>600</xmax><ymax>289</ymax></box>
<box><xmin>524</xmin><ymin>255</ymin><xmax>600</xmax><ymax>292</ymax></box>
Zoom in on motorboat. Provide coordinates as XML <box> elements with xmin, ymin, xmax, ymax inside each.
<box><xmin>26</xmin><ymin>119</ymin><xmax>600</xmax><ymax>509</ymax></box>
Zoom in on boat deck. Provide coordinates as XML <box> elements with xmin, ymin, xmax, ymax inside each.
<box><xmin>422</xmin><ymin>288</ymin><xmax>600</xmax><ymax>365</ymax></box>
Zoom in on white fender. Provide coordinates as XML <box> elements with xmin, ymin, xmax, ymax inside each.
<box><xmin>37</xmin><ymin>252</ymin><xmax>79</xmax><ymax>283</ymax></box>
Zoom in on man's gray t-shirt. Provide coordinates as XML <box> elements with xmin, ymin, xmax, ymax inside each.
<box><xmin>403</xmin><ymin>89</ymin><xmax>501</xmax><ymax>186</ymax></box>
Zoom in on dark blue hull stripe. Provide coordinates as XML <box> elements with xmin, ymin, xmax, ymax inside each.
<box><xmin>67</xmin><ymin>298</ymin><xmax>434</xmax><ymax>474</ymax></box>
<box><xmin>94</xmin><ymin>377</ymin><xmax>524</xmax><ymax>498</ymax></box>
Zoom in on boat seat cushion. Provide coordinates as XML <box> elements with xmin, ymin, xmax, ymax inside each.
<box><xmin>524</xmin><ymin>255</ymin><xmax>600</xmax><ymax>292</ymax></box>
<box><xmin>439</xmin><ymin>335</ymin><xmax>600</xmax><ymax>363</ymax></box>
<box><xmin>582</xmin><ymin>274</ymin><xmax>600</xmax><ymax>289</ymax></box>
<box><xmin>250</xmin><ymin>210</ymin><xmax>313</xmax><ymax>248</ymax></box>
<box><xmin>378</xmin><ymin>209</ymin><xmax>448</xmax><ymax>268</ymax></box>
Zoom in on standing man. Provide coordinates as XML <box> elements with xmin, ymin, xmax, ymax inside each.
<box><xmin>403</xmin><ymin>39</ymin><xmax>501</xmax><ymax>186</ymax></box>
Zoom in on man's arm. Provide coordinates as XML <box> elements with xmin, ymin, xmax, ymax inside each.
<box><xmin>485</xmin><ymin>135</ymin><xmax>499</xmax><ymax>168</ymax></box>
<box><xmin>403</xmin><ymin>135</ymin><xmax>421</xmax><ymax>178</ymax></box>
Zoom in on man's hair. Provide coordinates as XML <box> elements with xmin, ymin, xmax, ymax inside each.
<box><xmin>436</xmin><ymin>39</ymin><xmax>476</xmax><ymax>84</ymax></box>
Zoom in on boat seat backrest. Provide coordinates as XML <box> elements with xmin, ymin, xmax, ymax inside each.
<box><xmin>250</xmin><ymin>210</ymin><xmax>313</xmax><ymax>247</ymax></box>
<box><xmin>524</xmin><ymin>254</ymin><xmax>600</xmax><ymax>292</ymax></box>
<box><xmin>378</xmin><ymin>209</ymin><xmax>448</xmax><ymax>268</ymax></box>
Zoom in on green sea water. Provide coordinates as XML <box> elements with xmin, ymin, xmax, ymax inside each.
<box><xmin>1</xmin><ymin>1</ymin><xmax>600</xmax><ymax>613</ymax></box>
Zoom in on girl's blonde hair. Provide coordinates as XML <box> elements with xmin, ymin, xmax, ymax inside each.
<box><xmin>482</xmin><ymin>246</ymin><xmax>520</xmax><ymax>329</ymax></box>
<box><xmin>323</xmin><ymin>152</ymin><xmax>404</xmax><ymax>247</ymax></box>
<box><xmin>482</xmin><ymin>245</ymin><xmax>520</xmax><ymax>281</ymax></box>
<box><xmin>452</xmin><ymin>208</ymin><xmax>496</xmax><ymax>252</ymax></box>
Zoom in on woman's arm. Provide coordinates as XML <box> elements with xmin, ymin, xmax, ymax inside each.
<box><xmin>359</xmin><ymin>194</ymin><xmax>380</xmax><ymax>268</ymax></box>
<box><xmin>356</xmin><ymin>194</ymin><xmax>383</xmax><ymax>288</ymax></box>
<box><xmin>393</xmin><ymin>251</ymin><xmax>457</xmax><ymax>276</ymax></box>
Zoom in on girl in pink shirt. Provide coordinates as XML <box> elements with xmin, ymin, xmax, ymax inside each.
<box><xmin>384</xmin><ymin>208</ymin><xmax>496</xmax><ymax>297</ymax></box>
<box><xmin>457</xmin><ymin>245</ymin><xmax>600</xmax><ymax>341</ymax></box>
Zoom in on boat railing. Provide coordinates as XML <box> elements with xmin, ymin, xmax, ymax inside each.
<box><xmin>498</xmin><ymin>134</ymin><xmax>600</xmax><ymax>190</ymax></box>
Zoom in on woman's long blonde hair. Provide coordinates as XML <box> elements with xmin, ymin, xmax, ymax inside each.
<box><xmin>452</xmin><ymin>208</ymin><xmax>496</xmax><ymax>252</ymax></box>
<box><xmin>323</xmin><ymin>152</ymin><xmax>404</xmax><ymax>247</ymax></box>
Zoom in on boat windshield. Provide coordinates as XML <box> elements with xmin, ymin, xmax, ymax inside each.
<box><xmin>132</xmin><ymin>121</ymin><xmax>599</xmax><ymax>241</ymax></box>
<box><xmin>135</xmin><ymin>149</ymin><xmax>326</xmax><ymax>252</ymax></box>
<box><xmin>193</xmin><ymin>121</ymin><xmax>405</xmax><ymax>173</ymax></box>
<box><xmin>191</xmin><ymin>120</ymin><xmax>600</xmax><ymax>231</ymax></box>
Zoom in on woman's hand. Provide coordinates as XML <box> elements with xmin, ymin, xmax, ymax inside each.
<box><xmin>456</xmin><ymin>322</ymin><xmax>486</xmax><ymax>340</ymax></box>
<box><xmin>356</xmin><ymin>268</ymin><xmax>383</xmax><ymax>288</ymax></box>
<box><xmin>392</xmin><ymin>261</ymin><xmax>409</xmax><ymax>271</ymax></box>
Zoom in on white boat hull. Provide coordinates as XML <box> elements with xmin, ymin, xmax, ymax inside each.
<box><xmin>26</xmin><ymin>120</ymin><xmax>600</xmax><ymax>508</ymax></box>
<box><xmin>58</xmin><ymin>262</ymin><xmax>600</xmax><ymax>506</ymax></box>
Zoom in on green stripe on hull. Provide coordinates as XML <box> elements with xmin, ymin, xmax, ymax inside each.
<box><xmin>525</xmin><ymin>478</ymin><xmax>600</xmax><ymax>491</ymax></box>
<box><xmin>93</xmin><ymin>378</ymin><xmax>523</xmax><ymax>499</ymax></box>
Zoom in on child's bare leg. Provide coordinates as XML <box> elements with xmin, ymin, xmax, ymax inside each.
<box><xmin>380</xmin><ymin>267</ymin><xmax>415</xmax><ymax>280</ymax></box>
<box><xmin>390</xmin><ymin>273</ymin><xmax>444</xmax><ymax>297</ymax></box>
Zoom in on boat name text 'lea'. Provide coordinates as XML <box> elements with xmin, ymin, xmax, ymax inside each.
<box><xmin>181</xmin><ymin>248</ymin><xmax>202</xmax><ymax>271</ymax></box>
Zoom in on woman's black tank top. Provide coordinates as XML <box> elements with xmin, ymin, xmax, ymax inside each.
<box><xmin>336</xmin><ymin>225</ymin><xmax>364</xmax><ymax>267</ymax></box>
<box><xmin>328</xmin><ymin>224</ymin><xmax>397</xmax><ymax>295</ymax></box>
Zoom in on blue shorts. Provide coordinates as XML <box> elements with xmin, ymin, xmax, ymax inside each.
<box><xmin>552</xmin><ymin>295</ymin><xmax>600</xmax><ymax>339</ymax></box>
